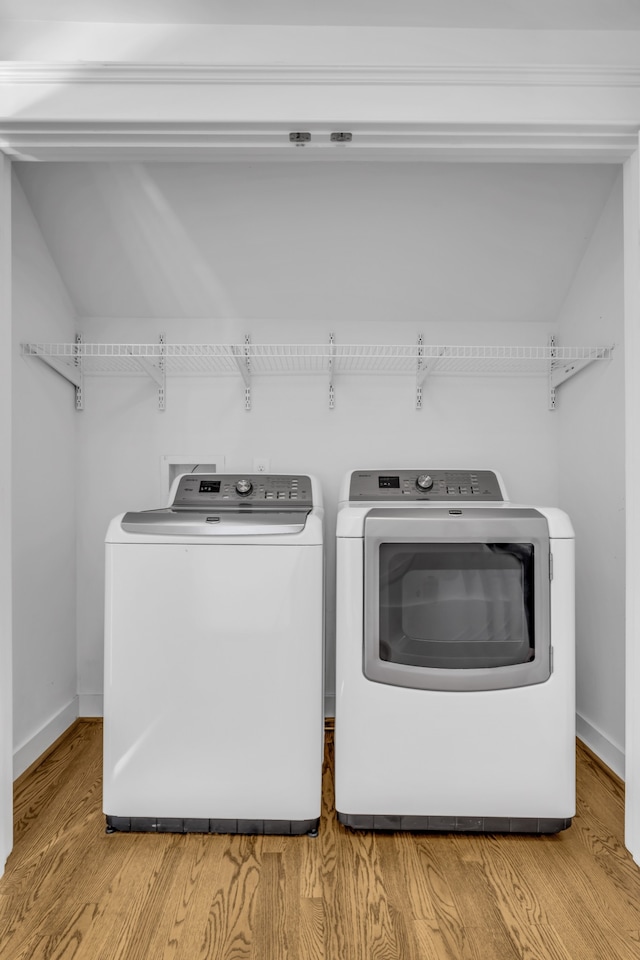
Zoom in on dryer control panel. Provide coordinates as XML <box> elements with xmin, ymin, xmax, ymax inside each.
<box><xmin>173</xmin><ymin>474</ymin><xmax>314</xmax><ymax>507</ymax></box>
<box><xmin>348</xmin><ymin>470</ymin><xmax>504</xmax><ymax>501</ymax></box>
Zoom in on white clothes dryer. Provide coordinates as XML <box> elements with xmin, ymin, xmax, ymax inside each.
<box><xmin>335</xmin><ymin>469</ymin><xmax>575</xmax><ymax>833</ymax></box>
<box><xmin>103</xmin><ymin>473</ymin><xmax>324</xmax><ymax>836</ymax></box>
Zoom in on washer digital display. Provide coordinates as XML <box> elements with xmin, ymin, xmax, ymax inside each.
<box><xmin>199</xmin><ymin>480</ymin><xmax>221</xmax><ymax>493</ymax></box>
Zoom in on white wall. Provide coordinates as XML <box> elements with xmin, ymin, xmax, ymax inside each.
<box><xmin>623</xmin><ymin>147</ymin><xmax>640</xmax><ymax>860</ymax></box>
<box><xmin>11</xmin><ymin>173</ymin><xmax>78</xmax><ymax>776</ymax></box>
<box><xmin>557</xmin><ymin>172</ymin><xmax>625</xmax><ymax>775</ymax></box>
<box><xmin>15</xmin><ymin>162</ymin><xmax>617</xmax><ymax>325</ymax></box>
<box><xmin>0</xmin><ymin>154</ymin><xmax>13</xmax><ymax>872</ymax></box>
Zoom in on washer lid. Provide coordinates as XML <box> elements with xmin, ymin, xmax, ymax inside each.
<box><xmin>120</xmin><ymin>507</ymin><xmax>311</xmax><ymax>537</ymax></box>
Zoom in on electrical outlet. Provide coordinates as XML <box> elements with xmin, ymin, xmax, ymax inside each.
<box><xmin>253</xmin><ymin>458</ymin><xmax>270</xmax><ymax>473</ymax></box>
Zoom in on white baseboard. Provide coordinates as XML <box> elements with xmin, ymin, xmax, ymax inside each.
<box><xmin>576</xmin><ymin>712</ymin><xmax>625</xmax><ymax>781</ymax></box>
<box><xmin>13</xmin><ymin>697</ymin><xmax>79</xmax><ymax>780</ymax></box>
<box><xmin>78</xmin><ymin>694</ymin><xmax>103</xmax><ymax>718</ymax></box>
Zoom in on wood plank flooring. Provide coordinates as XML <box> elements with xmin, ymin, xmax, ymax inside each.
<box><xmin>1</xmin><ymin>720</ymin><xmax>640</xmax><ymax>959</ymax></box>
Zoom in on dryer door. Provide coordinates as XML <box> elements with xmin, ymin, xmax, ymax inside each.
<box><xmin>363</xmin><ymin>508</ymin><xmax>551</xmax><ymax>692</ymax></box>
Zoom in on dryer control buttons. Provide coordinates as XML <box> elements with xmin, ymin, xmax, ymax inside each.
<box><xmin>416</xmin><ymin>474</ymin><xmax>434</xmax><ymax>491</ymax></box>
<box><xmin>235</xmin><ymin>479</ymin><xmax>253</xmax><ymax>496</ymax></box>
<box><xmin>348</xmin><ymin>470</ymin><xmax>504</xmax><ymax>501</ymax></box>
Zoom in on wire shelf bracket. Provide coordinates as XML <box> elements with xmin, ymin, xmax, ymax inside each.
<box><xmin>231</xmin><ymin>335</ymin><xmax>252</xmax><ymax>411</ymax></box>
<box><xmin>74</xmin><ymin>333</ymin><xmax>84</xmax><ymax>410</ymax></box>
<box><xmin>328</xmin><ymin>333</ymin><xmax>336</xmax><ymax>409</ymax></box>
<box><xmin>21</xmin><ymin>334</ymin><xmax>85</xmax><ymax>409</ymax></box>
<box><xmin>416</xmin><ymin>338</ymin><xmax>448</xmax><ymax>409</ymax></box>
<box><xmin>548</xmin><ymin>334</ymin><xmax>611</xmax><ymax>410</ymax></box>
<box><xmin>416</xmin><ymin>336</ymin><xmax>424</xmax><ymax>410</ymax></box>
<box><xmin>127</xmin><ymin>334</ymin><xmax>166</xmax><ymax>410</ymax></box>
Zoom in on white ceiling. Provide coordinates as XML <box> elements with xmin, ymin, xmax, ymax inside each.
<box><xmin>1</xmin><ymin>0</ymin><xmax>640</xmax><ymax>29</ymax></box>
<box><xmin>15</xmin><ymin>161</ymin><xmax>620</xmax><ymax>326</ymax></box>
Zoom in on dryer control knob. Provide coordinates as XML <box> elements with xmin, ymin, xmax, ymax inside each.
<box><xmin>416</xmin><ymin>474</ymin><xmax>434</xmax><ymax>491</ymax></box>
<box><xmin>235</xmin><ymin>478</ymin><xmax>253</xmax><ymax>496</ymax></box>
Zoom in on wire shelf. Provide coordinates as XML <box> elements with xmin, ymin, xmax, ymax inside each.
<box><xmin>20</xmin><ymin>339</ymin><xmax>615</xmax><ymax>412</ymax></box>
<box><xmin>20</xmin><ymin>341</ymin><xmax>614</xmax><ymax>376</ymax></box>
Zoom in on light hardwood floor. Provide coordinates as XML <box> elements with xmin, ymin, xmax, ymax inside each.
<box><xmin>1</xmin><ymin>720</ymin><xmax>639</xmax><ymax>959</ymax></box>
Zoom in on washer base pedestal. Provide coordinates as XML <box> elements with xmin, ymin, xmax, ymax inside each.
<box><xmin>106</xmin><ymin>815</ymin><xmax>320</xmax><ymax>836</ymax></box>
<box><xmin>337</xmin><ymin>812</ymin><xmax>571</xmax><ymax>834</ymax></box>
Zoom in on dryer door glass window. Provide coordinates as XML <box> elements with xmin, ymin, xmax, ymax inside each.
<box><xmin>363</xmin><ymin>510</ymin><xmax>552</xmax><ymax>692</ymax></box>
<box><xmin>379</xmin><ymin>542</ymin><xmax>534</xmax><ymax>670</ymax></box>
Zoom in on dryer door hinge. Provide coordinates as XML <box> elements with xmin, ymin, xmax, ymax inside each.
<box><xmin>549</xmin><ymin>551</ymin><xmax>554</xmax><ymax>581</ymax></box>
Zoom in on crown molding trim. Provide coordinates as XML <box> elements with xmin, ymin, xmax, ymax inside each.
<box><xmin>2</xmin><ymin>61</ymin><xmax>640</xmax><ymax>87</ymax></box>
<box><xmin>1</xmin><ymin>62</ymin><xmax>638</xmax><ymax>162</ymax></box>
<box><xmin>1</xmin><ymin>121</ymin><xmax>636</xmax><ymax>163</ymax></box>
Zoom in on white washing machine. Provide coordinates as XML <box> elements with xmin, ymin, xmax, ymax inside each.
<box><xmin>335</xmin><ymin>469</ymin><xmax>575</xmax><ymax>833</ymax></box>
<box><xmin>103</xmin><ymin>473</ymin><xmax>324</xmax><ymax>836</ymax></box>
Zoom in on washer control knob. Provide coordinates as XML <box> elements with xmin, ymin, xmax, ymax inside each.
<box><xmin>235</xmin><ymin>478</ymin><xmax>253</xmax><ymax>496</ymax></box>
<box><xmin>416</xmin><ymin>474</ymin><xmax>434</xmax><ymax>491</ymax></box>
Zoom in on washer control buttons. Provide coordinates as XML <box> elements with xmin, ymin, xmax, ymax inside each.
<box><xmin>235</xmin><ymin>479</ymin><xmax>253</xmax><ymax>496</ymax></box>
<box><xmin>416</xmin><ymin>474</ymin><xmax>434</xmax><ymax>491</ymax></box>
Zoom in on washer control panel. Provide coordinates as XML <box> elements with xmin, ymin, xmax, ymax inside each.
<box><xmin>349</xmin><ymin>470</ymin><xmax>504</xmax><ymax>501</ymax></box>
<box><xmin>173</xmin><ymin>474</ymin><xmax>313</xmax><ymax>507</ymax></box>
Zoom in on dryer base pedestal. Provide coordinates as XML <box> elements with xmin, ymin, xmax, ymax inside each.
<box><xmin>337</xmin><ymin>812</ymin><xmax>571</xmax><ymax>834</ymax></box>
<box><xmin>106</xmin><ymin>815</ymin><xmax>320</xmax><ymax>836</ymax></box>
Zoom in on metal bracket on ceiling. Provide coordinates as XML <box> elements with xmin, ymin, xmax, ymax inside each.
<box><xmin>232</xmin><ymin>334</ymin><xmax>252</xmax><ymax>410</ymax></box>
<box><xmin>289</xmin><ymin>132</ymin><xmax>311</xmax><ymax>146</ymax></box>
<box><xmin>328</xmin><ymin>333</ymin><xmax>336</xmax><ymax>409</ymax></box>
